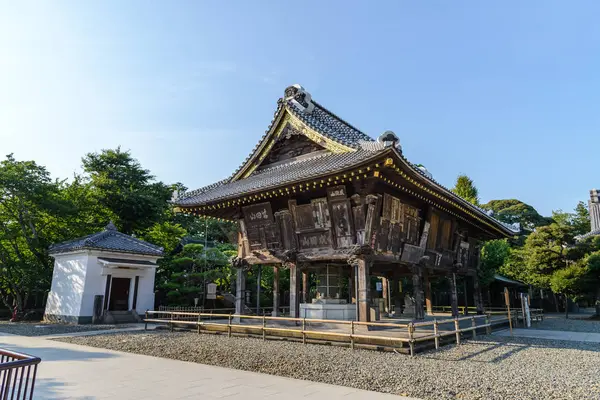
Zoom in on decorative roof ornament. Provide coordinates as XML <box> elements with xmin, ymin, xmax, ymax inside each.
<box><xmin>413</xmin><ymin>163</ymin><xmax>433</xmax><ymax>179</ymax></box>
<box><xmin>105</xmin><ymin>221</ymin><xmax>117</xmax><ymax>231</ymax></box>
<box><xmin>378</xmin><ymin>131</ymin><xmax>402</xmax><ymax>153</ymax></box>
<box><xmin>284</xmin><ymin>84</ymin><xmax>314</xmax><ymax>114</ymax></box>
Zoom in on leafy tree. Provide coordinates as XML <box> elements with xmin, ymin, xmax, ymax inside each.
<box><xmin>573</xmin><ymin>201</ymin><xmax>591</xmax><ymax>236</ymax></box>
<box><xmin>550</xmin><ymin>262</ymin><xmax>587</xmax><ymax>318</ymax></box>
<box><xmin>0</xmin><ymin>155</ymin><xmax>76</xmax><ymax>315</ymax></box>
<box><xmin>552</xmin><ymin>201</ymin><xmax>591</xmax><ymax>236</ymax></box>
<box><xmin>81</xmin><ymin>147</ymin><xmax>173</xmax><ymax>234</ymax></box>
<box><xmin>141</xmin><ymin>222</ymin><xmax>187</xmax><ymax>254</ymax></box>
<box><xmin>521</xmin><ymin>223</ymin><xmax>575</xmax><ymax>289</ymax></box>
<box><xmin>480</xmin><ymin>199</ymin><xmax>550</xmax><ymax>230</ymax></box>
<box><xmin>479</xmin><ymin>239</ymin><xmax>510</xmax><ymax>285</ymax></box>
<box><xmin>451</xmin><ymin>174</ymin><xmax>479</xmax><ymax>205</ymax></box>
<box><xmin>159</xmin><ymin>243</ymin><xmax>234</xmax><ymax>306</ymax></box>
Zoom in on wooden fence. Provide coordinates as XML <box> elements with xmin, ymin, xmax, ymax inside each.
<box><xmin>144</xmin><ymin>308</ymin><xmax>541</xmax><ymax>356</ymax></box>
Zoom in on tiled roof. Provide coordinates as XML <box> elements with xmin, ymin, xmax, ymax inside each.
<box><xmin>174</xmin><ymin>84</ymin><xmax>518</xmax><ymax>236</ymax></box>
<box><xmin>287</xmin><ymin>100</ymin><xmax>374</xmax><ymax>148</ymax></box>
<box><xmin>576</xmin><ymin>228</ymin><xmax>600</xmax><ymax>241</ymax></box>
<box><xmin>175</xmin><ymin>143</ymin><xmax>385</xmax><ymax>206</ymax></box>
<box><xmin>49</xmin><ymin>222</ymin><xmax>164</xmax><ymax>256</ymax></box>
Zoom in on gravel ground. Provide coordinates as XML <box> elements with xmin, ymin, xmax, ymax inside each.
<box><xmin>56</xmin><ymin>331</ymin><xmax>600</xmax><ymax>400</ymax></box>
<box><xmin>534</xmin><ymin>314</ymin><xmax>600</xmax><ymax>333</ymax></box>
<box><xmin>0</xmin><ymin>321</ymin><xmax>118</xmax><ymax>336</ymax></box>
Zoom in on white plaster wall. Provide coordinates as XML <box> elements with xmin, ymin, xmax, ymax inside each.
<box><xmin>80</xmin><ymin>254</ymin><xmax>107</xmax><ymax>317</ymax></box>
<box><xmin>45</xmin><ymin>252</ymin><xmax>89</xmax><ymax>317</ymax></box>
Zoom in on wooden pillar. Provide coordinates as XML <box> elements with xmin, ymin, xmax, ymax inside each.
<box><xmin>356</xmin><ymin>258</ymin><xmax>371</xmax><ymax>322</ymax></box>
<box><xmin>391</xmin><ymin>270</ymin><xmax>403</xmax><ymax>316</ymax></box>
<box><xmin>381</xmin><ymin>277</ymin><xmax>389</xmax><ymax>314</ymax></box>
<box><xmin>449</xmin><ymin>273</ymin><xmax>459</xmax><ymax>317</ymax></box>
<box><xmin>272</xmin><ymin>266</ymin><xmax>280</xmax><ymax>317</ymax></box>
<box><xmin>256</xmin><ymin>265</ymin><xmax>262</xmax><ymax>315</ymax></box>
<box><xmin>235</xmin><ymin>268</ymin><xmax>246</xmax><ymax>315</ymax></box>
<box><xmin>473</xmin><ymin>274</ymin><xmax>484</xmax><ymax>314</ymax></box>
<box><xmin>463</xmin><ymin>278</ymin><xmax>469</xmax><ymax>316</ymax></box>
<box><xmin>412</xmin><ymin>265</ymin><xmax>425</xmax><ymax>320</ymax></box>
<box><xmin>424</xmin><ymin>272</ymin><xmax>432</xmax><ymax>316</ymax></box>
<box><xmin>349</xmin><ymin>268</ymin><xmax>355</xmax><ymax>304</ymax></box>
<box><xmin>302</xmin><ymin>271</ymin><xmax>309</xmax><ymax>304</ymax></box>
<box><xmin>289</xmin><ymin>264</ymin><xmax>300</xmax><ymax>318</ymax></box>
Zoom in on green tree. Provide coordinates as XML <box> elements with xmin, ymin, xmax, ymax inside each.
<box><xmin>552</xmin><ymin>201</ymin><xmax>591</xmax><ymax>236</ymax></box>
<box><xmin>550</xmin><ymin>262</ymin><xmax>587</xmax><ymax>318</ymax></box>
<box><xmin>159</xmin><ymin>243</ymin><xmax>234</xmax><ymax>306</ymax></box>
<box><xmin>451</xmin><ymin>174</ymin><xmax>479</xmax><ymax>205</ymax></box>
<box><xmin>479</xmin><ymin>239</ymin><xmax>510</xmax><ymax>285</ymax></box>
<box><xmin>521</xmin><ymin>223</ymin><xmax>575</xmax><ymax>289</ymax></box>
<box><xmin>0</xmin><ymin>155</ymin><xmax>76</xmax><ymax>315</ymax></box>
<box><xmin>81</xmin><ymin>147</ymin><xmax>173</xmax><ymax>234</ymax></box>
<box><xmin>480</xmin><ymin>199</ymin><xmax>551</xmax><ymax>230</ymax></box>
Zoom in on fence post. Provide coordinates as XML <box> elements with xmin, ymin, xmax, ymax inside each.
<box><xmin>170</xmin><ymin>313</ymin><xmax>174</xmax><ymax>332</ymax></box>
<box><xmin>228</xmin><ymin>314</ymin><xmax>232</xmax><ymax>338</ymax></box>
<box><xmin>454</xmin><ymin>318</ymin><xmax>460</xmax><ymax>346</ymax></box>
<box><xmin>144</xmin><ymin>311</ymin><xmax>148</xmax><ymax>331</ymax></box>
<box><xmin>408</xmin><ymin>322</ymin><xmax>415</xmax><ymax>357</ymax></box>
<box><xmin>433</xmin><ymin>319</ymin><xmax>439</xmax><ymax>350</ymax></box>
<box><xmin>350</xmin><ymin>320</ymin><xmax>355</xmax><ymax>350</ymax></box>
<box><xmin>302</xmin><ymin>318</ymin><xmax>306</xmax><ymax>344</ymax></box>
<box><xmin>485</xmin><ymin>314</ymin><xmax>491</xmax><ymax>335</ymax></box>
<box><xmin>197</xmin><ymin>313</ymin><xmax>201</xmax><ymax>334</ymax></box>
<box><xmin>471</xmin><ymin>316</ymin><xmax>477</xmax><ymax>340</ymax></box>
<box><xmin>262</xmin><ymin>315</ymin><xmax>266</xmax><ymax>341</ymax></box>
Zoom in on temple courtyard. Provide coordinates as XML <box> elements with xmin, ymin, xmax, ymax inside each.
<box><xmin>0</xmin><ymin>314</ymin><xmax>598</xmax><ymax>399</ymax></box>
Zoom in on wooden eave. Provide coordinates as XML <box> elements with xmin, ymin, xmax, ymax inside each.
<box><xmin>179</xmin><ymin>148</ymin><xmax>514</xmax><ymax>239</ymax></box>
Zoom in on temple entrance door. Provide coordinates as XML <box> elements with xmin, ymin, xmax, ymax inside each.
<box><xmin>109</xmin><ymin>278</ymin><xmax>131</xmax><ymax>311</ymax></box>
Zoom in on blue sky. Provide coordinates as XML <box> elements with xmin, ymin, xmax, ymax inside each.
<box><xmin>1</xmin><ymin>1</ymin><xmax>599</xmax><ymax>216</ymax></box>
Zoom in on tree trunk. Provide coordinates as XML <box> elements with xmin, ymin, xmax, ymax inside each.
<box><xmin>552</xmin><ymin>292</ymin><xmax>560</xmax><ymax>313</ymax></box>
<box><xmin>565</xmin><ymin>296</ymin><xmax>569</xmax><ymax>319</ymax></box>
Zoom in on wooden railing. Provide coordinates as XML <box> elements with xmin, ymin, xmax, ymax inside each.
<box><xmin>157</xmin><ymin>305</ymin><xmax>290</xmax><ymax>316</ymax></box>
<box><xmin>144</xmin><ymin>309</ymin><xmax>535</xmax><ymax>356</ymax></box>
<box><xmin>0</xmin><ymin>349</ymin><xmax>41</xmax><ymax>400</ymax></box>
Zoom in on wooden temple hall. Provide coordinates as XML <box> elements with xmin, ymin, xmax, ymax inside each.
<box><xmin>173</xmin><ymin>85</ymin><xmax>518</xmax><ymax>322</ymax></box>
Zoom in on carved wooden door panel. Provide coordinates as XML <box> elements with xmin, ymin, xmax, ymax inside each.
<box><xmin>331</xmin><ymin>201</ymin><xmax>354</xmax><ymax>248</ymax></box>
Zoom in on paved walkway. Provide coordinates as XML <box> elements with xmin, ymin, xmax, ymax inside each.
<box><xmin>0</xmin><ymin>333</ymin><xmax>416</xmax><ymax>400</ymax></box>
<box><xmin>494</xmin><ymin>328</ymin><xmax>600</xmax><ymax>343</ymax></box>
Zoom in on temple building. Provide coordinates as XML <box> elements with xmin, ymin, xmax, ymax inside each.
<box><xmin>173</xmin><ymin>84</ymin><xmax>517</xmax><ymax>321</ymax></box>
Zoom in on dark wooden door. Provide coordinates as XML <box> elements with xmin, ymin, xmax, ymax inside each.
<box><xmin>109</xmin><ymin>278</ymin><xmax>131</xmax><ymax>311</ymax></box>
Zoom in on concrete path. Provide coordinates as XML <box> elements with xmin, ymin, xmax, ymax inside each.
<box><xmin>0</xmin><ymin>333</ymin><xmax>417</xmax><ymax>400</ymax></box>
<box><xmin>494</xmin><ymin>328</ymin><xmax>600</xmax><ymax>343</ymax></box>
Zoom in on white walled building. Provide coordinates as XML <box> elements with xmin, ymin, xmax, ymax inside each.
<box><xmin>44</xmin><ymin>222</ymin><xmax>163</xmax><ymax>324</ymax></box>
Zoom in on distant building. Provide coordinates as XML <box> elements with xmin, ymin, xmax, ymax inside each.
<box><xmin>578</xmin><ymin>189</ymin><xmax>600</xmax><ymax>240</ymax></box>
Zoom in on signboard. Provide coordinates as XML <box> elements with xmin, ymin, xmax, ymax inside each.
<box><xmin>327</xmin><ymin>185</ymin><xmax>347</xmax><ymax>201</ymax></box>
<box><xmin>520</xmin><ymin>293</ymin><xmax>531</xmax><ymax>328</ymax></box>
<box><xmin>243</xmin><ymin>202</ymin><xmax>274</xmax><ymax>228</ymax></box>
<box><xmin>298</xmin><ymin>230</ymin><xmax>331</xmax><ymax>249</ymax></box>
<box><xmin>206</xmin><ymin>283</ymin><xmax>217</xmax><ymax>300</ymax></box>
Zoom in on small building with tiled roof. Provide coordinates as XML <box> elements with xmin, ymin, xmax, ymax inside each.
<box><xmin>174</xmin><ymin>84</ymin><xmax>517</xmax><ymax>321</ymax></box>
<box><xmin>44</xmin><ymin>222</ymin><xmax>163</xmax><ymax>324</ymax></box>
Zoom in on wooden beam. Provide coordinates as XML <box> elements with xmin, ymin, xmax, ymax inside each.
<box><xmin>289</xmin><ymin>263</ymin><xmax>301</xmax><ymax>318</ymax></box>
